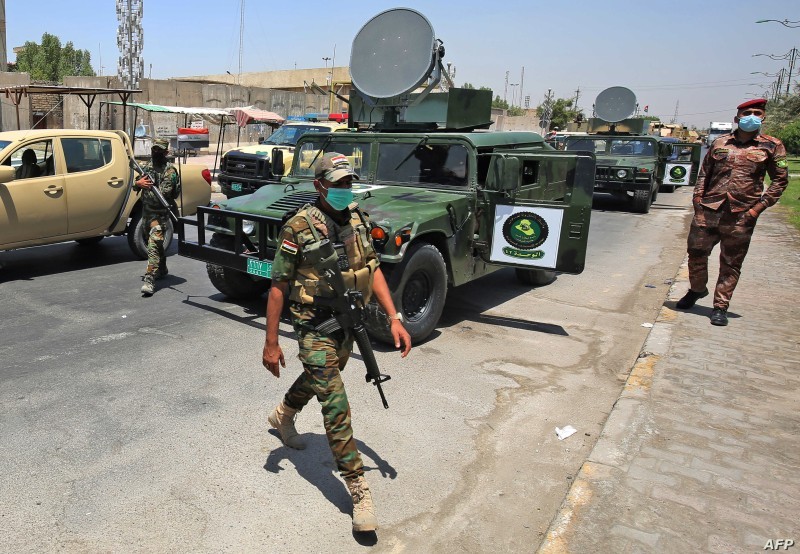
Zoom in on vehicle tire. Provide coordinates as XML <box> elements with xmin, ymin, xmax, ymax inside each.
<box><xmin>515</xmin><ymin>267</ymin><xmax>557</xmax><ymax>286</ymax></box>
<box><xmin>127</xmin><ymin>209</ymin><xmax>174</xmax><ymax>260</ymax></box>
<box><xmin>75</xmin><ymin>236</ymin><xmax>104</xmax><ymax>246</ymax></box>
<box><xmin>365</xmin><ymin>243</ymin><xmax>448</xmax><ymax>345</ymax></box>
<box><xmin>206</xmin><ymin>234</ymin><xmax>270</xmax><ymax>299</ymax></box>
<box><xmin>632</xmin><ymin>188</ymin><xmax>653</xmax><ymax>214</ymax></box>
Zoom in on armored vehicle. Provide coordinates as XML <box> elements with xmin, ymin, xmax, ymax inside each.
<box><xmin>177</xmin><ymin>8</ymin><xmax>596</xmax><ymax>344</ymax></box>
<box><xmin>218</xmin><ymin>118</ymin><xmax>347</xmax><ymax>198</ymax></box>
<box><xmin>564</xmin><ymin>87</ymin><xmax>701</xmax><ymax>213</ymax></box>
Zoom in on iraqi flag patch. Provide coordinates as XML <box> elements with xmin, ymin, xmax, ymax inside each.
<box><xmin>280</xmin><ymin>239</ymin><xmax>298</xmax><ymax>255</ymax></box>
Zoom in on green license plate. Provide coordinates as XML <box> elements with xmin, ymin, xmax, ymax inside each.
<box><xmin>231</xmin><ymin>182</ymin><xmax>242</xmax><ymax>192</ymax></box>
<box><xmin>246</xmin><ymin>258</ymin><xmax>272</xmax><ymax>278</ymax></box>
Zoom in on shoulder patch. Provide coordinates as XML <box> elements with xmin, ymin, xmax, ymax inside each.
<box><xmin>280</xmin><ymin>239</ymin><xmax>298</xmax><ymax>254</ymax></box>
<box><xmin>776</xmin><ymin>159</ymin><xmax>788</xmax><ymax>168</ymax></box>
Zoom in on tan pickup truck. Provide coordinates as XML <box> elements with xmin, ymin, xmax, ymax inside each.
<box><xmin>0</xmin><ymin>129</ymin><xmax>212</xmax><ymax>259</ymax></box>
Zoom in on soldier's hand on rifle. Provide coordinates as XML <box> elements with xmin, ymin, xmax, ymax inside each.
<box><xmin>136</xmin><ymin>175</ymin><xmax>153</xmax><ymax>188</ymax></box>
<box><xmin>391</xmin><ymin>319</ymin><xmax>412</xmax><ymax>358</ymax></box>
<box><xmin>262</xmin><ymin>341</ymin><xmax>285</xmax><ymax>378</ymax></box>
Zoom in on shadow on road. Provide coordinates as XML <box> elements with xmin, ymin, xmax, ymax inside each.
<box><xmin>437</xmin><ymin>267</ymin><xmax>569</xmax><ymax>337</ymax></box>
<box><xmin>0</xmin><ymin>236</ymin><xmax>144</xmax><ymax>281</ymax></box>
<box><xmin>263</xmin><ymin>431</ymin><xmax>397</xmax><ymax>516</ymax></box>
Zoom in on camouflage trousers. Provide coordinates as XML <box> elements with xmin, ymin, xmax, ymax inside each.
<box><xmin>284</xmin><ymin>303</ymin><xmax>363</xmax><ymax>480</ymax></box>
<box><xmin>687</xmin><ymin>203</ymin><xmax>756</xmax><ymax>310</ymax></box>
<box><xmin>144</xmin><ymin>212</ymin><xmax>168</xmax><ymax>276</ymax></box>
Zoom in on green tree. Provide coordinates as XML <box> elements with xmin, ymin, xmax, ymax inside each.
<box><xmin>536</xmin><ymin>97</ymin><xmax>584</xmax><ymax>131</ymax></box>
<box><xmin>15</xmin><ymin>32</ymin><xmax>95</xmax><ymax>81</ymax></box>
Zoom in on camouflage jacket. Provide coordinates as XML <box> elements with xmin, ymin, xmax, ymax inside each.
<box><xmin>271</xmin><ymin>202</ymin><xmax>379</xmax><ymax>306</ymax></box>
<box><xmin>136</xmin><ymin>161</ymin><xmax>180</xmax><ymax>213</ymax></box>
<box><xmin>695</xmin><ymin>133</ymin><xmax>788</xmax><ymax>214</ymax></box>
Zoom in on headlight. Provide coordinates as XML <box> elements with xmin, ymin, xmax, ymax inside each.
<box><xmin>616</xmin><ymin>169</ymin><xmax>628</xmax><ymax>179</ymax></box>
<box><xmin>242</xmin><ymin>220</ymin><xmax>255</xmax><ymax>234</ymax></box>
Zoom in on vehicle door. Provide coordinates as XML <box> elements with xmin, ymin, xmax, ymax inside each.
<box><xmin>59</xmin><ymin>136</ymin><xmax>128</xmax><ymax>235</ymax></box>
<box><xmin>664</xmin><ymin>142</ymin><xmax>702</xmax><ymax>187</ymax></box>
<box><xmin>0</xmin><ymin>139</ymin><xmax>67</xmax><ymax>246</ymax></box>
<box><xmin>479</xmin><ymin>150</ymin><xmax>595</xmax><ymax>274</ymax></box>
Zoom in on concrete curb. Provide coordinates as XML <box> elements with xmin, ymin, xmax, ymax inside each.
<box><xmin>537</xmin><ymin>260</ymin><xmax>688</xmax><ymax>553</ymax></box>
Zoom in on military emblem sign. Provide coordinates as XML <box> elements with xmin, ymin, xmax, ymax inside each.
<box><xmin>665</xmin><ymin>163</ymin><xmax>691</xmax><ymax>185</ymax></box>
<box><xmin>490</xmin><ymin>204</ymin><xmax>563</xmax><ymax>268</ymax></box>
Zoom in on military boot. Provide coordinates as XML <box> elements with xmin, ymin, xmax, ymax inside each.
<box><xmin>346</xmin><ymin>475</ymin><xmax>378</xmax><ymax>532</ymax></box>
<box><xmin>141</xmin><ymin>274</ymin><xmax>155</xmax><ymax>296</ymax></box>
<box><xmin>267</xmin><ymin>400</ymin><xmax>306</xmax><ymax>450</ymax></box>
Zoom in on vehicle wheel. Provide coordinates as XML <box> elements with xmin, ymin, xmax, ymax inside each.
<box><xmin>206</xmin><ymin>234</ymin><xmax>270</xmax><ymax>299</ymax></box>
<box><xmin>365</xmin><ymin>243</ymin><xmax>448</xmax><ymax>345</ymax></box>
<box><xmin>75</xmin><ymin>236</ymin><xmax>104</xmax><ymax>246</ymax></box>
<box><xmin>127</xmin><ymin>209</ymin><xmax>174</xmax><ymax>260</ymax></box>
<box><xmin>660</xmin><ymin>184</ymin><xmax>676</xmax><ymax>193</ymax></box>
<box><xmin>631</xmin><ymin>188</ymin><xmax>652</xmax><ymax>214</ymax></box>
<box><xmin>515</xmin><ymin>267</ymin><xmax>557</xmax><ymax>286</ymax></box>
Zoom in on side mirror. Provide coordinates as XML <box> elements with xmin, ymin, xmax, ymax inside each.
<box><xmin>271</xmin><ymin>149</ymin><xmax>285</xmax><ymax>177</ymax></box>
<box><xmin>486</xmin><ymin>156</ymin><xmax>520</xmax><ymax>192</ymax></box>
<box><xmin>0</xmin><ymin>165</ymin><xmax>16</xmax><ymax>184</ymax></box>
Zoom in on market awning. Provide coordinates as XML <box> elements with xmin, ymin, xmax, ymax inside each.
<box><xmin>230</xmin><ymin>106</ymin><xmax>285</xmax><ymax>127</ymax></box>
<box><xmin>104</xmin><ymin>101</ymin><xmax>231</xmax><ymax>117</ymax></box>
<box><xmin>0</xmin><ymin>85</ymin><xmax>142</xmax><ymax>130</ymax></box>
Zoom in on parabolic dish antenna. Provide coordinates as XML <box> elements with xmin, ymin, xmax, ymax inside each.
<box><xmin>594</xmin><ymin>86</ymin><xmax>637</xmax><ymax>123</ymax></box>
<box><xmin>350</xmin><ymin>8</ymin><xmax>437</xmax><ymax>99</ymax></box>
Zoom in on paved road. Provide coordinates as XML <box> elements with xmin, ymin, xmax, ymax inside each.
<box><xmin>0</xmin><ymin>188</ymin><xmax>694</xmax><ymax>552</ymax></box>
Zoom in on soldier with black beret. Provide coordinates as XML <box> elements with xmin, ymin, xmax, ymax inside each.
<box><xmin>676</xmin><ymin>98</ymin><xmax>789</xmax><ymax>325</ymax></box>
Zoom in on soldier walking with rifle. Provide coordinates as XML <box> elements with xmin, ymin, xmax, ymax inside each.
<box><xmin>134</xmin><ymin>138</ymin><xmax>180</xmax><ymax>297</ymax></box>
<box><xmin>262</xmin><ymin>152</ymin><xmax>411</xmax><ymax>532</ymax></box>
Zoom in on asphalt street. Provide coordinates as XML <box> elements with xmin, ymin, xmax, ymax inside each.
<box><xmin>0</xmin><ymin>188</ymin><xmax>694</xmax><ymax>552</ymax></box>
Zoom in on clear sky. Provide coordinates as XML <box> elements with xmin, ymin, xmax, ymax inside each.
<box><xmin>6</xmin><ymin>0</ymin><xmax>800</xmax><ymax>128</ymax></box>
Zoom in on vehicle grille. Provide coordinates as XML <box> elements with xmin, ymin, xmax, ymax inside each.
<box><xmin>596</xmin><ymin>167</ymin><xmax>615</xmax><ymax>180</ymax></box>
<box><xmin>224</xmin><ymin>154</ymin><xmax>261</xmax><ymax>179</ymax></box>
<box><xmin>268</xmin><ymin>191</ymin><xmax>319</xmax><ymax>212</ymax></box>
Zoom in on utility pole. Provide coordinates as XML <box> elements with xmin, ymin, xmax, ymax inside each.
<box><xmin>519</xmin><ymin>66</ymin><xmax>524</xmax><ymax>110</ymax></box>
<box><xmin>504</xmin><ymin>70</ymin><xmax>509</xmax><ymax>104</ymax></box>
<box><xmin>573</xmin><ymin>87</ymin><xmax>581</xmax><ymax>110</ymax></box>
<box><xmin>670</xmin><ymin>100</ymin><xmax>679</xmax><ymax>124</ymax></box>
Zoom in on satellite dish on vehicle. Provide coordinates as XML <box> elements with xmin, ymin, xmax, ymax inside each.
<box><xmin>594</xmin><ymin>86</ymin><xmax>637</xmax><ymax>123</ymax></box>
<box><xmin>350</xmin><ymin>8</ymin><xmax>438</xmax><ymax>100</ymax></box>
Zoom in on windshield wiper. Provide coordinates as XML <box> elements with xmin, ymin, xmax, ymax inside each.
<box><xmin>307</xmin><ymin>134</ymin><xmax>335</xmax><ymax>168</ymax></box>
<box><xmin>394</xmin><ymin>136</ymin><xmax>429</xmax><ymax>170</ymax></box>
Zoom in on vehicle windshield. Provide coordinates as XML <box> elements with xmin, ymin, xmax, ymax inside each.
<box><xmin>376</xmin><ymin>143</ymin><xmax>469</xmax><ymax>186</ymax></box>
<box><xmin>263</xmin><ymin>125</ymin><xmax>333</xmax><ymax>146</ymax></box>
<box><xmin>0</xmin><ymin>140</ymin><xmax>10</xmax><ymax>151</ymax></box>
<box><xmin>293</xmin><ymin>140</ymin><xmax>372</xmax><ymax>178</ymax></box>
<box><xmin>565</xmin><ymin>138</ymin><xmax>656</xmax><ymax>156</ymax></box>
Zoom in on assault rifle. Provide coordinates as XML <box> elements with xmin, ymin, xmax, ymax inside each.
<box><xmin>129</xmin><ymin>157</ymin><xmax>179</xmax><ymax>225</ymax></box>
<box><xmin>304</xmin><ymin>238</ymin><xmax>391</xmax><ymax>409</ymax></box>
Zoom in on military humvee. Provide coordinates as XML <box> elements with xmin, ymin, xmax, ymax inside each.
<box><xmin>564</xmin><ymin>87</ymin><xmax>701</xmax><ymax>213</ymax></box>
<box><xmin>177</xmin><ymin>8</ymin><xmax>596</xmax><ymax>344</ymax></box>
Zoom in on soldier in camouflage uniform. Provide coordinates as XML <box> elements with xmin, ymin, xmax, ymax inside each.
<box><xmin>135</xmin><ymin>138</ymin><xmax>180</xmax><ymax>297</ymax></box>
<box><xmin>262</xmin><ymin>152</ymin><xmax>411</xmax><ymax>532</ymax></box>
<box><xmin>677</xmin><ymin>99</ymin><xmax>788</xmax><ymax>325</ymax></box>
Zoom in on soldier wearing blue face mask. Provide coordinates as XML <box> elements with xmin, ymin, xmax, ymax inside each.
<box><xmin>676</xmin><ymin>98</ymin><xmax>788</xmax><ymax>326</ymax></box>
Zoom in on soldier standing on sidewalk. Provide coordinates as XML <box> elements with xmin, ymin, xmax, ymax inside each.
<box><xmin>261</xmin><ymin>152</ymin><xmax>411</xmax><ymax>532</ymax></box>
<box><xmin>676</xmin><ymin>98</ymin><xmax>789</xmax><ymax>325</ymax></box>
<box><xmin>135</xmin><ymin>138</ymin><xmax>180</xmax><ymax>297</ymax></box>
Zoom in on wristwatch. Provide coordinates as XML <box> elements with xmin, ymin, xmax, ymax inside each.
<box><xmin>389</xmin><ymin>312</ymin><xmax>404</xmax><ymax>323</ymax></box>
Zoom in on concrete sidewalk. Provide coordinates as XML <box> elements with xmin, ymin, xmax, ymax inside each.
<box><xmin>539</xmin><ymin>207</ymin><xmax>800</xmax><ymax>553</ymax></box>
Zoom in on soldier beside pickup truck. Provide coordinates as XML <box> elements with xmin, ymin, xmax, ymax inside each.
<box><xmin>0</xmin><ymin>129</ymin><xmax>211</xmax><ymax>261</ymax></box>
